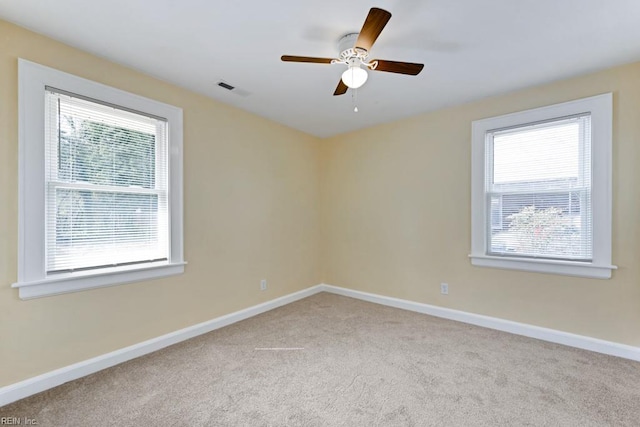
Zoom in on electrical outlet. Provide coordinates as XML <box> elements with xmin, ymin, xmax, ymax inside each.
<box><xmin>440</xmin><ymin>283</ymin><xmax>449</xmax><ymax>295</ymax></box>
<box><xmin>260</xmin><ymin>279</ymin><xmax>267</xmax><ymax>291</ymax></box>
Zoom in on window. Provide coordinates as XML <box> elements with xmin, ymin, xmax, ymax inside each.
<box><xmin>14</xmin><ymin>59</ymin><xmax>185</xmax><ymax>299</ymax></box>
<box><xmin>470</xmin><ymin>94</ymin><xmax>615</xmax><ymax>279</ymax></box>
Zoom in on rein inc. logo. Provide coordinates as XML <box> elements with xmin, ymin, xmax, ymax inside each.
<box><xmin>0</xmin><ymin>417</ymin><xmax>37</xmax><ymax>425</ymax></box>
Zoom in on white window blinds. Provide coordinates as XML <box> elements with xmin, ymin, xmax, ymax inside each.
<box><xmin>486</xmin><ymin>114</ymin><xmax>592</xmax><ymax>261</ymax></box>
<box><xmin>45</xmin><ymin>88</ymin><xmax>169</xmax><ymax>273</ymax></box>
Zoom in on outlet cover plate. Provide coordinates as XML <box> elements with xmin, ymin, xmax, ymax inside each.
<box><xmin>440</xmin><ymin>283</ymin><xmax>449</xmax><ymax>295</ymax></box>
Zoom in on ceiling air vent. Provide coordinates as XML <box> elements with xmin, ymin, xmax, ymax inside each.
<box><xmin>217</xmin><ymin>81</ymin><xmax>234</xmax><ymax>91</ymax></box>
<box><xmin>216</xmin><ymin>80</ymin><xmax>250</xmax><ymax>97</ymax></box>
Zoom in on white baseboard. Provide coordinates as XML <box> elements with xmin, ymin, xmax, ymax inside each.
<box><xmin>0</xmin><ymin>285</ymin><xmax>324</xmax><ymax>407</ymax></box>
<box><xmin>3</xmin><ymin>282</ymin><xmax>638</xmax><ymax>407</ymax></box>
<box><xmin>319</xmin><ymin>283</ymin><xmax>640</xmax><ymax>362</ymax></box>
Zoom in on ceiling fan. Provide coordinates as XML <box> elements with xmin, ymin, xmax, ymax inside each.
<box><xmin>281</xmin><ymin>7</ymin><xmax>424</xmax><ymax>96</ymax></box>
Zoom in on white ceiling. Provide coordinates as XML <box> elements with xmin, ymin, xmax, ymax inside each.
<box><xmin>1</xmin><ymin>0</ymin><xmax>640</xmax><ymax>138</ymax></box>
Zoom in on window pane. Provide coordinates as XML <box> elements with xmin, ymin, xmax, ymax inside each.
<box><xmin>487</xmin><ymin>115</ymin><xmax>592</xmax><ymax>261</ymax></box>
<box><xmin>489</xmin><ymin>191</ymin><xmax>591</xmax><ymax>260</ymax></box>
<box><xmin>49</xmin><ymin>189</ymin><xmax>166</xmax><ymax>272</ymax></box>
<box><xmin>493</xmin><ymin>120</ymin><xmax>580</xmax><ymax>186</ymax></box>
<box><xmin>58</xmin><ymin>118</ymin><xmax>156</xmax><ymax>188</ymax></box>
<box><xmin>57</xmin><ymin>98</ymin><xmax>157</xmax><ymax>189</ymax></box>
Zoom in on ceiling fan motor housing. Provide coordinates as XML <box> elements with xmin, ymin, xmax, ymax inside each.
<box><xmin>338</xmin><ymin>33</ymin><xmax>368</xmax><ymax>61</ymax></box>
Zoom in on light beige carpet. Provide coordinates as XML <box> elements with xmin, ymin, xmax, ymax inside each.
<box><xmin>2</xmin><ymin>292</ymin><xmax>639</xmax><ymax>426</ymax></box>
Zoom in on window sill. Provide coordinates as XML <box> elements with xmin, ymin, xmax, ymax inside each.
<box><xmin>469</xmin><ymin>254</ymin><xmax>616</xmax><ymax>279</ymax></box>
<box><xmin>12</xmin><ymin>261</ymin><xmax>187</xmax><ymax>299</ymax></box>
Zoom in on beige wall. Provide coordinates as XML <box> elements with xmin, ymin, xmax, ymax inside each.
<box><xmin>0</xmin><ymin>21</ymin><xmax>322</xmax><ymax>386</ymax></box>
<box><xmin>321</xmin><ymin>61</ymin><xmax>640</xmax><ymax>347</ymax></box>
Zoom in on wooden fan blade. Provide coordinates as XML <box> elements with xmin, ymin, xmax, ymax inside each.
<box><xmin>355</xmin><ymin>8</ymin><xmax>392</xmax><ymax>52</ymax></box>
<box><xmin>281</xmin><ymin>55</ymin><xmax>334</xmax><ymax>64</ymax></box>
<box><xmin>371</xmin><ymin>60</ymin><xmax>424</xmax><ymax>76</ymax></box>
<box><xmin>333</xmin><ymin>79</ymin><xmax>348</xmax><ymax>96</ymax></box>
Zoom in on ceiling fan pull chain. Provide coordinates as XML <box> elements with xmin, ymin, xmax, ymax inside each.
<box><xmin>352</xmin><ymin>88</ymin><xmax>359</xmax><ymax>113</ymax></box>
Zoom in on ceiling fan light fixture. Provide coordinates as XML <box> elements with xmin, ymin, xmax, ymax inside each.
<box><xmin>341</xmin><ymin>65</ymin><xmax>368</xmax><ymax>89</ymax></box>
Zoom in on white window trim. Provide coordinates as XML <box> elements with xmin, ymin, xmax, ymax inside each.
<box><xmin>13</xmin><ymin>59</ymin><xmax>185</xmax><ymax>299</ymax></box>
<box><xmin>470</xmin><ymin>93</ymin><xmax>616</xmax><ymax>279</ymax></box>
